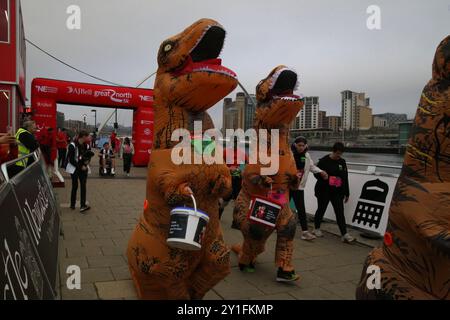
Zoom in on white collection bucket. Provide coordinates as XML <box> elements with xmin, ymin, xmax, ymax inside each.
<box><xmin>167</xmin><ymin>194</ymin><xmax>209</xmax><ymax>251</ymax></box>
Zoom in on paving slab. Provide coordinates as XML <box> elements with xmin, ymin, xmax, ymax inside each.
<box><xmin>54</xmin><ymin>157</ymin><xmax>377</xmax><ymax>300</ymax></box>
<box><xmin>95</xmin><ymin>280</ymin><xmax>138</xmax><ymax>299</ymax></box>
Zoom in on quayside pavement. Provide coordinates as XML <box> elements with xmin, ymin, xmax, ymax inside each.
<box><xmin>54</xmin><ymin>155</ymin><xmax>379</xmax><ymax>300</ymax></box>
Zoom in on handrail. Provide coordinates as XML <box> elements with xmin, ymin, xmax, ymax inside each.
<box><xmin>0</xmin><ymin>151</ymin><xmax>40</xmax><ymax>182</ymax></box>
<box><xmin>346</xmin><ymin>161</ymin><xmax>402</xmax><ymax>170</ymax></box>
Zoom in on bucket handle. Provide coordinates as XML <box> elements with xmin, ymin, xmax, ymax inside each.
<box><xmin>190</xmin><ymin>194</ymin><xmax>197</xmax><ymax>213</ymax></box>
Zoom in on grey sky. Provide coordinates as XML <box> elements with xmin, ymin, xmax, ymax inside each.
<box><xmin>22</xmin><ymin>0</ymin><xmax>450</xmax><ymax>129</ymax></box>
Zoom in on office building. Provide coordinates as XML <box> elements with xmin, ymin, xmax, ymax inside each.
<box><xmin>341</xmin><ymin>90</ymin><xmax>372</xmax><ymax>130</ymax></box>
<box><xmin>296</xmin><ymin>96</ymin><xmax>319</xmax><ymax>129</ymax></box>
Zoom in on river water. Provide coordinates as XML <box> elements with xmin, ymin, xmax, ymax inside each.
<box><xmin>308</xmin><ymin>151</ymin><xmax>404</xmax><ymax>166</ymax></box>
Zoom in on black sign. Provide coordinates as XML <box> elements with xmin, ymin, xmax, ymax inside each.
<box><xmin>9</xmin><ymin>161</ymin><xmax>60</xmax><ymax>298</ymax></box>
<box><xmin>352</xmin><ymin>179</ymin><xmax>389</xmax><ymax>229</ymax></box>
<box><xmin>168</xmin><ymin>214</ymin><xmax>188</xmax><ymax>239</ymax></box>
<box><xmin>248</xmin><ymin>197</ymin><xmax>282</xmax><ymax>228</ymax></box>
<box><xmin>0</xmin><ymin>183</ymin><xmax>54</xmax><ymax>300</ymax></box>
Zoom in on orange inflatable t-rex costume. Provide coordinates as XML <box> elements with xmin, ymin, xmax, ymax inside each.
<box><xmin>232</xmin><ymin>66</ymin><xmax>304</xmax><ymax>281</ymax></box>
<box><xmin>127</xmin><ymin>19</ymin><xmax>238</xmax><ymax>299</ymax></box>
<box><xmin>356</xmin><ymin>36</ymin><xmax>450</xmax><ymax>300</ymax></box>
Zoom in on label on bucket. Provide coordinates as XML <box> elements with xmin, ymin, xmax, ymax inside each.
<box><xmin>193</xmin><ymin>217</ymin><xmax>208</xmax><ymax>245</ymax></box>
<box><xmin>168</xmin><ymin>214</ymin><xmax>188</xmax><ymax>239</ymax></box>
<box><xmin>247</xmin><ymin>196</ymin><xmax>282</xmax><ymax>228</ymax></box>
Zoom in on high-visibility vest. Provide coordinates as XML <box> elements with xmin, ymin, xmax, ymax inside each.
<box><xmin>15</xmin><ymin>128</ymin><xmax>31</xmax><ymax>167</ymax></box>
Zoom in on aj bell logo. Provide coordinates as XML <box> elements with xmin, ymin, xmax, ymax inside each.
<box><xmin>67</xmin><ymin>86</ymin><xmax>92</xmax><ymax>95</ymax></box>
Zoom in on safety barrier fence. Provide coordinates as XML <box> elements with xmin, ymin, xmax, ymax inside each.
<box><xmin>0</xmin><ymin>152</ymin><xmax>60</xmax><ymax>300</ymax></box>
<box><xmin>303</xmin><ymin>162</ymin><xmax>402</xmax><ymax>237</ymax></box>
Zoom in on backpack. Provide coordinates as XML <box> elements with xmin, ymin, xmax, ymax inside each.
<box><xmin>64</xmin><ymin>142</ymin><xmax>77</xmax><ymax>169</ymax></box>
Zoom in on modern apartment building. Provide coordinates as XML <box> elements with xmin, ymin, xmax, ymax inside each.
<box><xmin>318</xmin><ymin>110</ymin><xmax>327</xmax><ymax>129</ymax></box>
<box><xmin>222</xmin><ymin>92</ymin><xmax>256</xmax><ymax>132</ymax></box>
<box><xmin>327</xmin><ymin>115</ymin><xmax>341</xmax><ymax>132</ymax></box>
<box><xmin>356</xmin><ymin>106</ymin><xmax>373</xmax><ymax>130</ymax></box>
<box><xmin>296</xmin><ymin>96</ymin><xmax>319</xmax><ymax>129</ymax></box>
<box><xmin>341</xmin><ymin>90</ymin><xmax>372</xmax><ymax>130</ymax></box>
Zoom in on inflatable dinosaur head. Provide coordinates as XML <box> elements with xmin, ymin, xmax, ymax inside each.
<box><xmin>154</xmin><ymin>18</ymin><xmax>238</xmax><ymax>113</ymax></box>
<box><xmin>255</xmin><ymin>66</ymin><xmax>304</xmax><ymax>128</ymax></box>
<box><xmin>432</xmin><ymin>35</ymin><xmax>450</xmax><ymax>85</ymax></box>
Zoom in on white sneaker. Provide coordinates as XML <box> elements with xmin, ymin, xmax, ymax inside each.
<box><xmin>111</xmin><ymin>168</ymin><xmax>115</xmax><ymax>175</ymax></box>
<box><xmin>342</xmin><ymin>233</ymin><xmax>356</xmax><ymax>243</ymax></box>
<box><xmin>313</xmin><ymin>229</ymin><xmax>323</xmax><ymax>237</ymax></box>
<box><xmin>126</xmin><ymin>173</ymin><xmax>130</xmax><ymax>177</ymax></box>
<box><xmin>103</xmin><ymin>168</ymin><xmax>107</xmax><ymax>174</ymax></box>
<box><xmin>301</xmin><ymin>231</ymin><xmax>316</xmax><ymax>241</ymax></box>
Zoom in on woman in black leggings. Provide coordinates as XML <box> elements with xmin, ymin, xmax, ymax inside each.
<box><xmin>313</xmin><ymin>142</ymin><xmax>355</xmax><ymax>243</ymax></box>
<box><xmin>290</xmin><ymin>136</ymin><xmax>327</xmax><ymax>241</ymax></box>
<box><xmin>66</xmin><ymin>130</ymin><xmax>92</xmax><ymax>213</ymax></box>
<box><xmin>121</xmin><ymin>137</ymin><xmax>134</xmax><ymax>177</ymax></box>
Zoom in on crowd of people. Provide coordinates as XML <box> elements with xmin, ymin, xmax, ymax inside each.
<box><xmin>0</xmin><ymin>121</ymin><xmax>135</xmax><ymax>214</ymax></box>
<box><xmin>1</xmin><ymin>118</ymin><xmax>354</xmax><ymax>240</ymax></box>
<box><xmin>2</xmin><ymin>121</ymin><xmax>353</xmax><ymax>237</ymax></box>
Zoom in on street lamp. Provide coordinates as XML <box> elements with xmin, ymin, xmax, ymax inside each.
<box><xmin>91</xmin><ymin>109</ymin><xmax>97</xmax><ymax>132</ymax></box>
<box><xmin>82</xmin><ymin>114</ymin><xmax>87</xmax><ymax>129</ymax></box>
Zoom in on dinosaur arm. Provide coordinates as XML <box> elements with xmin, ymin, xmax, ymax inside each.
<box><xmin>243</xmin><ymin>164</ymin><xmax>273</xmax><ymax>188</ymax></box>
<box><xmin>398</xmin><ymin>182</ymin><xmax>450</xmax><ymax>257</ymax></box>
<box><xmin>157</xmin><ymin>168</ymin><xmax>194</xmax><ymax>206</ymax></box>
<box><xmin>148</xmin><ymin>150</ymin><xmax>194</xmax><ymax>206</ymax></box>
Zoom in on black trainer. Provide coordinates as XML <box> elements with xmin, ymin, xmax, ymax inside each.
<box><xmin>231</xmin><ymin>220</ymin><xmax>240</xmax><ymax>230</ymax></box>
<box><xmin>80</xmin><ymin>205</ymin><xmax>91</xmax><ymax>213</ymax></box>
<box><xmin>276</xmin><ymin>267</ymin><xmax>300</xmax><ymax>282</ymax></box>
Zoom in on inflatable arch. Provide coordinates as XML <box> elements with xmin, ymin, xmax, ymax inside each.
<box><xmin>31</xmin><ymin>78</ymin><xmax>154</xmax><ymax>166</ymax></box>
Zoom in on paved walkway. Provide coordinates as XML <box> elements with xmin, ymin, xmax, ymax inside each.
<box><xmin>55</xmin><ymin>155</ymin><xmax>378</xmax><ymax>300</ymax></box>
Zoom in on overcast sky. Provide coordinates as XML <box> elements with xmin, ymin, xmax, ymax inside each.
<box><xmin>21</xmin><ymin>0</ymin><xmax>450</xmax><ymax>128</ymax></box>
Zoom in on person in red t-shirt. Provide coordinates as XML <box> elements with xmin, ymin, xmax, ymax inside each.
<box><xmin>110</xmin><ymin>131</ymin><xmax>117</xmax><ymax>152</ymax></box>
<box><xmin>37</xmin><ymin>127</ymin><xmax>55</xmax><ymax>167</ymax></box>
<box><xmin>56</xmin><ymin>128</ymin><xmax>68</xmax><ymax>168</ymax></box>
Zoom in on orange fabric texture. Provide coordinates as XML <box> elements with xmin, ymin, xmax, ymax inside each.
<box><xmin>356</xmin><ymin>36</ymin><xmax>450</xmax><ymax>300</ymax></box>
<box><xmin>232</xmin><ymin>66</ymin><xmax>304</xmax><ymax>272</ymax></box>
<box><xmin>126</xmin><ymin>19</ymin><xmax>238</xmax><ymax>299</ymax></box>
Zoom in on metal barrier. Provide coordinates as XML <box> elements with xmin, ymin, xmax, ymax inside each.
<box><xmin>1</xmin><ymin>151</ymin><xmax>39</xmax><ymax>182</ymax></box>
<box><xmin>346</xmin><ymin>161</ymin><xmax>402</xmax><ymax>178</ymax></box>
<box><xmin>0</xmin><ymin>151</ymin><xmax>60</xmax><ymax>300</ymax></box>
<box><xmin>303</xmin><ymin>162</ymin><xmax>402</xmax><ymax>237</ymax></box>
